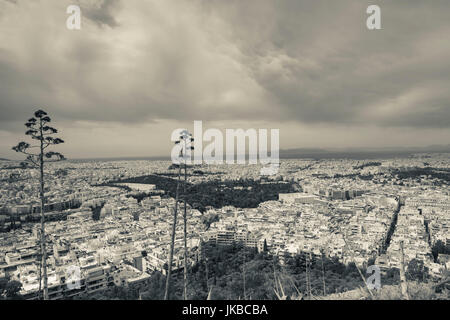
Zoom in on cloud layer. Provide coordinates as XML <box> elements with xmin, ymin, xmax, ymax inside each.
<box><xmin>0</xmin><ymin>0</ymin><xmax>449</xmax><ymax>157</ymax></box>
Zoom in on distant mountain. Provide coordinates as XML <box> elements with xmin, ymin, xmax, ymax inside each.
<box><xmin>0</xmin><ymin>158</ymin><xmax>10</xmax><ymax>161</ymax></box>
<box><xmin>68</xmin><ymin>145</ymin><xmax>450</xmax><ymax>162</ymax></box>
<box><xmin>338</xmin><ymin>144</ymin><xmax>450</xmax><ymax>153</ymax></box>
<box><xmin>279</xmin><ymin>145</ymin><xmax>450</xmax><ymax>159</ymax></box>
<box><xmin>69</xmin><ymin>156</ymin><xmax>171</xmax><ymax>162</ymax></box>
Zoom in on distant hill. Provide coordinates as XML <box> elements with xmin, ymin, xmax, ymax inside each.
<box><xmin>0</xmin><ymin>158</ymin><xmax>10</xmax><ymax>161</ymax></box>
<box><xmin>279</xmin><ymin>145</ymin><xmax>450</xmax><ymax>159</ymax></box>
<box><xmin>68</xmin><ymin>145</ymin><xmax>450</xmax><ymax>162</ymax></box>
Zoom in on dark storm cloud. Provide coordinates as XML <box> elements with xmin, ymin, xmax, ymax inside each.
<box><xmin>79</xmin><ymin>0</ymin><xmax>120</xmax><ymax>28</ymax></box>
<box><xmin>0</xmin><ymin>0</ymin><xmax>449</xmax><ymax>131</ymax></box>
<box><xmin>200</xmin><ymin>0</ymin><xmax>450</xmax><ymax>128</ymax></box>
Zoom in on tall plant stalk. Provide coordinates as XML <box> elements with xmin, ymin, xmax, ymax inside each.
<box><xmin>164</xmin><ymin>164</ymin><xmax>181</xmax><ymax>300</ymax></box>
<box><xmin>183</xmin><ymin>150</ymin><xmax>188</xmax><ymax>300</ymax></box>
<box><xmin>12</xmin><ymin>110</ymin><xmax>65</xmax><ymax>300</ymax></box>
<box><xmin>165</xmin><ymin>130</ymin><xmax>193</xmax><ymax>300</ymax></box>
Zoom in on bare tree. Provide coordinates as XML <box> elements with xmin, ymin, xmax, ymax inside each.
<box><xmin>12</xmin><ymin>109</ymin><xmax>65</xmax><ymax>300</ymax></box>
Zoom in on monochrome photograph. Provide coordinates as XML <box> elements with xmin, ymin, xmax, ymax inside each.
<box><xmin>0</xmin><ymin>0</ymin><xmax>448</xmax><ymax>310</ymax></box>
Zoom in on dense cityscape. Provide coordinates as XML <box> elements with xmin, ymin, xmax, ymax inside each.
<box><xmin>1</xmin><ymin>154</ymin><xmax>449</xmax><ymax>300</ymax></box>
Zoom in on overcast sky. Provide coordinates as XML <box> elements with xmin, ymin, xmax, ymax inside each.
<box><xmin>1</xmin><ymin>0</ymin><xmax>449</xmax><ymax>159</ymax></box>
